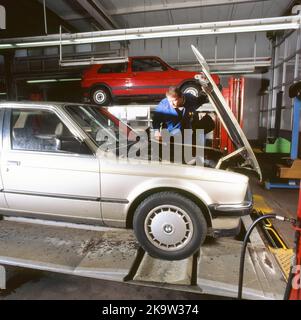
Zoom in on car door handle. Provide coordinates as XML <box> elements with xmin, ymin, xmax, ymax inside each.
<box><xmin>7</xmin><ymin>160</ymin><xmax>21</xmax><ymax>166</ymax></box>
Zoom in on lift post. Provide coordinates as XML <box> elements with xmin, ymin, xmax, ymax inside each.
<box><xmin>0</xmin><ymin>216</ymin><xmax>287</xmax><ymax>300</ymax></box>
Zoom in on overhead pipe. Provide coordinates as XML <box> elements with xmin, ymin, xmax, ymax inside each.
<box><xmin>0</xmin><ymin>15</ymin><xmax>300</xmax><ymax>49</ymax></box>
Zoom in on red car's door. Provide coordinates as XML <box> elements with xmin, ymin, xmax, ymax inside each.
<box><xmin>126</xmin><ymin>57</ymin><xmax>175</xmax><ymax>96</ymax></box>
<box><xmin>95</xmin><ymin>62</ymin><xmax>131</xmax><ymax>96</ymax></box>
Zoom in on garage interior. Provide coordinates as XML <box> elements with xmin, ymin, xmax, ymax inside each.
<box><xmin>0</xmin><ymin>0</ymin><xmax>301</xmax><ymax>300</ymax></box>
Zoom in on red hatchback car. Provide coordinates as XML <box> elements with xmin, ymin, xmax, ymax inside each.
<box><xmin>81</xmin><ymin>56</ymin><xmax>220</xmax><ymax>105</ymax></box>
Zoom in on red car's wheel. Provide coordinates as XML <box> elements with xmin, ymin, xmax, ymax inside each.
<box><xmin>90</xmin><ymin>87</ymin><xmax>112</xmax><ymax>106</ymax></box>
<box><xmin>181</xmin><ymin>83</ymin><xmax>202</xmax><ymax>97</ymax></box>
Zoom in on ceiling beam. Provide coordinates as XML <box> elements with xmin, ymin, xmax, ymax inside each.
<box><xmin>59</xmin><ymin>13</ymin><xmax>90</xmax><ymax>21</ymax></box>
<box><xmin>109</xmin><ymin>0</ymin><xmax>270</xmax><ymax>16</ymax></box>
<box><xmin>90</xmin><ymin>0</ymin><xmax>119</xmax><ymax>28</ymax></box>
<box><xmin>75</xmin><ymin>0</ymin><xmax>118</xmax><ymax>29</ymax></box>
<box><xmin>163</xmin><ymin>0</ymin><xmax>174</xmax><ymax>25</ymax></box>
<box><xmin>283</xmin><ymin>0</ymin><xmax>301</xmax><ymax>15</ymax></box>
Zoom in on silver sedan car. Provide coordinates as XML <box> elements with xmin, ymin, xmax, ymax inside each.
<box><xmin>0</xmin><ymin>48</ymin><xmax>261</xmax><ymax>261</ymax></box>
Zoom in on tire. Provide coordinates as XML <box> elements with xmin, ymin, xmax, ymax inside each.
<box><xmin>90</xmin><ymin>86</ymin><xmax>112</xmax><ymax>106</ymax></box>
<box><xmin>181</xmin><ymin>83</ymin><xmax>202</xmax><ymax>97</ymax></box>
<box><xmin>133</xmin><ymin>192</ymin><xmax>207</xmax><ymax>260</ymax></box>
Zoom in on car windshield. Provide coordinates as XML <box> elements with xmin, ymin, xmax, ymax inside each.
<box><xmin>65</xmin><ymin>105</ymin><xmax>137</xmax><ymax>148</ymax></box>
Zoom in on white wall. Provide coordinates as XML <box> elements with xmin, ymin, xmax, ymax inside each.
<box><xmin>127</xmin><ymin>33</ymin><xmax>271</xmax><ymax>64</ymax></box>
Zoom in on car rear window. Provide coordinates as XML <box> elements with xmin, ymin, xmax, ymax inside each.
<box><xmin>97</xmin><ymin>63</ymin><xmax>127</xmax><ymax>73</ymax></box>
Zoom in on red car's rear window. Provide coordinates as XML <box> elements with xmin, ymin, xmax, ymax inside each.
<box><xmin>97</xmin><ymin>63</ymin><xmax>127</xmax><ymax>73</ymax></box>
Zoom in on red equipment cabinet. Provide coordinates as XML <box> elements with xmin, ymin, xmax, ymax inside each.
<box><xmin>214</xmin><ymin>77</ymin><xmax>245</xmax><ymax>154</ymax></box>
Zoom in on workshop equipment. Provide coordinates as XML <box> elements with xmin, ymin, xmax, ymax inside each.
<box><xmin>265</xmin><ymin>82</ymin><xmax>301</xmax><ymax>189</ymax></box>
<box><xmin>265</xmin><ymin>91</ymin><xmax>291</xmax><ymax>154</ymax></box>
<box><xmin>265</xmin><ymin>137</ymin><xmax>291</xmax><ymax>154</ymax></box>
<box><xmin>214</xmin><ymin>77</ymin><xmax>245</xmax><ymax>153</ymax></box>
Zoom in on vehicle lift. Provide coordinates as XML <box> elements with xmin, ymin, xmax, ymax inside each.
<box><xmin>265</xmin><ymin>82</ymin><xmax>301</xmax><ymax>190</ymax></box>
<box><xmin>0</xmin><ymin>214</ymin><xmax>288</xmax><ymax>300</ymax></box>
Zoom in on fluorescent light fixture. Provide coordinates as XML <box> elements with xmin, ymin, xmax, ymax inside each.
<box><xmin>0</xmin><ymin>44</ymin><xmax>12</xmax><ymax>48</ymax></box>
<box><xmin>214</xmin><ymin>69</ymin><xmax>255</xmax><ymax>74</ymax></box>
<box><xmin>27</xmin><ymin>79</ymin><xmax>57</xmax><ymax>83</ymax></box>
<box><xmin>210</xmin><ymin>64</ymin><xmax>256</xmax><ymax>73</ymax></box>
<box><xmin>16</xmin><ymin>40</ymin><xmax>72</xmax><ymax>47</ymax></box>
<box><xmin>0</xmin><ymin>92</ymin><xmax>7</xmax><ymax>95</ymax></box>
<box><xmin>57</xmin><ymin>78</ymin><xmax>81</xmax><ymax>82</ymax></box>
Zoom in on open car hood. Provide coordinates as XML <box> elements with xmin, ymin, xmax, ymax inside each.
<box><xmin>191</xmin><ymin>45</ymin><xmax>262</xmax><ymax>181</ymax></box>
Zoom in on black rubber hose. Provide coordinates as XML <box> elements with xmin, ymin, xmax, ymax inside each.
<box><xmin>238</xmin><ymin>214</ymin><xmax>296</xmax><ymax>299</ymax></box>
<box><xmin>238</xmin><ymin>214</ymin><xmax>277</xmax><ymax>300</ymax></box>
<box><xmin>283</xmin><ymin>219</ymin><xmax>301</xmax><ymax>300</ymax></box>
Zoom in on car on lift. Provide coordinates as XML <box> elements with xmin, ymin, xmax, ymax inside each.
<box><xmin>0</xmin><ymin>47</ymin><xmax>261</xmax><ymax>261</ymax></box>
<box><xmin>81</xmin><ymin>55</ymin><xmax>220</xmax><ymax>106</ymax></box>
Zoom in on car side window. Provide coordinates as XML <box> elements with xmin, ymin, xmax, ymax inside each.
<box><xmin>97</xmin><ymin>63</ymin><xmax>127</xmax><ymax>73</ymax></box>
<box><xmin>132</xmin><ymin>58</ymin><xmax>167</xmax><ymax>72</ymax></box>
<box><xmin>10</xmin><ymin>109</ymin><xmax>92</xmax><ymax>155</ymax></box>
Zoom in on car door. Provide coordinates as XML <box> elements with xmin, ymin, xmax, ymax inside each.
<box><xmin>127</xmin><ymin>57</ymin><xmax>171</xmax><ymax>96</ymax></box>
<box><xmin>0</xmin><ymin>106</ymin><xmax>102</xmax><ymax>222</ymax></box>
<box><xmin>96</xmin><ymin>62</ymin><xmax>130</xmax><ymax>96</ymax></box>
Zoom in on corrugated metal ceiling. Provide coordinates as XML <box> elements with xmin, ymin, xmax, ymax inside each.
<box><xmin>104</xmin><ymin>0</ymin><xmax>294</xmax><ymax>27</ymax></box>
<box><xmin>43</xmin><ymin>0</ymin><xmax>295</xmax><ymax>31</ymax></box>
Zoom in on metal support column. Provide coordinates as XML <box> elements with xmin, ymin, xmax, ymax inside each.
<box><xmin>3</xmin><ymin>50</ymin><xmax>15</xmax><ymax>100</ymax></box>
<box><xmin>291</xmin><ymin>97</ymin><xmax>301</xmax><ymax>160</ymax></box>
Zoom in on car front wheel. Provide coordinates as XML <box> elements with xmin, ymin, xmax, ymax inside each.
<box><xmin>133</xmin><ymin>192</ymin><xmax>207</xmax><ymax>260</ymax></box>
<box><xmin>90</xmin><ymin>87</ymin><xmax>112</xmax><ymax>106</ymax></box>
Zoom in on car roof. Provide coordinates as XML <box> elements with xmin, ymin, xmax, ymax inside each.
<box><xmin>89</xmin><ymin>56</ymin><xmax>163</xmax><ymax>65</ymax></box>
<box><xmin>129</xmin><ymin>56</ymin><xmax>162</xmax><ymax>59</ymax></box>
<box><xmin>88</xmin><ymin>56</ymin><xmax>168</xmax><ymax>67</ymax></box>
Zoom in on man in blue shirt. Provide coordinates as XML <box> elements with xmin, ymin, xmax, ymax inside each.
<box><xmin>152</xmin><ymin>86</ymin><xmax>208</xmax><ymax>141</ymax></box>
